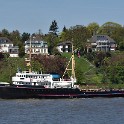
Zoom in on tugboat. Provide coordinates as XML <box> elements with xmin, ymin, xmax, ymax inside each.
<box><xmin>0</xmin><ymin>38</ymin><xmax>124</xmax><ymax>99</ymax></box>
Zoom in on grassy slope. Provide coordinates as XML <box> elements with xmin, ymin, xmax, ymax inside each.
<box><xmin>62</xmin><ymin>53</ymin><xmax>90</xmax><ymax>72</ymax></box>
<box><xmin>62</xmin><ymin>53</ymin><xmax>102</xmax><ymax>84</ymax></box>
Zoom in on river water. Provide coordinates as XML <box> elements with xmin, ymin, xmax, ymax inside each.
<box><xmin>0</xmin><ymin>98</ymin><xmax>124</xmax><ymax>124</ymax></box>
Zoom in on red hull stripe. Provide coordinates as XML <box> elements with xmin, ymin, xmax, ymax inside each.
<box><xmin>37</xmin><ymin>94</ymin><xmax>78</xmax><ymax>96</ymax></box>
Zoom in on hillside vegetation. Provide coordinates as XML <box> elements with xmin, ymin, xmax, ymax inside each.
<box><xmin>0</xmin><ymin>53</ymin><xmax>100</xmax><ymax>84</ymax></box>
<box><xmin>1</xmin><ymin>52</ymin><xmax>124</xmax><ymax>89</ymax></box>
<box><xmin>0</xmin><ymin>57</ymin><xmax>25</xmax><ymax>83</ymax></box>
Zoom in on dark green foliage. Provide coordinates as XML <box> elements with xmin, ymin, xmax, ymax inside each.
<box><xmin>108</xmin><ymin>66</ymin><xmax>124</xmax><ymax>84</ymax></box>
<box><xmin>49</xmin><ymin>20</ymin><xmax>58</xmax><ymax>35</ymax></box>
<box><xmin>103</xmin><ymin>53</ymin><xmax>124</xmax><ymax>84</ymax></box>
<box><xmin>119</xmin><ymin>41</ymin><xmax>124</xmax><ymax>51</ymax></box>
<box><xmin>0</xmin><ymin>53</ymin><xmax>4</xmax><ymax>60</ymax></box>
<box><xmin>21</xmin><ymin>32</ymin><xmax>30</xmax><ymax>43</ymax></box>
<box><xmin>44</xmin><ymin>32</ymin><xmax>59</xmax><ymax>54</ymax></box>
<box><xmin>62</xmin><ymin>26</ymin><xmax>67</xmax><ymax>32</ymax></box>
<box><xmin>1</xmin><ymin>29</ymin><xmax>10</xmax><ymax>37</ymax></box>
<box><xmin>0</xmin><ymin>57</ymin><xmax>25</xmax><ymax>82</ymax></box>
<box><xmin>19</xmin><ymin>45</ymin><xmax>25</xmax><ymax>57</ymax></box>
<box><xmin>60</xmin><ymin>25</ymin><xmax>90</xmax><ymax>49</ymax></box>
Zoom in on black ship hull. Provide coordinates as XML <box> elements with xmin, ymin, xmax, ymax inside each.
<box><xmin>0</xmin><ymin>85</ymin><xmax>124</xmax><ymax>99</ymax></box>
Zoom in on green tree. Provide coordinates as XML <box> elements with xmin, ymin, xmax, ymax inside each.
<box><xmin>1</xmin><ymin>29</ymin><xmax>10</xmax><ymax>37</ymax></box>
<box><xmin>19</xmin><ymin>45</ymin><xmax>25</xmax><ymax>57</ymax></box>
<box><xmin>62</xmin><ymin>25</ymin><xmax>67</xmax><ymax>32</ymax></box>
<box><xmin>21</xmin><ymin>32</ymin><xmax>30</xmax><ymax>43</ymax></box>
<box><xmin>10</xmin><ymin>30</ymin><xmax>21</xmax><ymax>46</ymax></box>
<box><xmin>70</xmin><ymin>25</ymin><xmax>90</xmax><ymax>49</ymax></box>
<box><xmin>87</xmin><ymin>22</ymin><xmax>99</xmax><ymax>36</ymax></box>
<box><xmin>49</xmin><ymin>20</ymin><xmax>58</xmax><ymax>35</ymax></box>
<box><xmin>98</xmin><ymin>22</ymin><xmax>123</xmax><ymax>45</ymax></box>
<box><xmin>119</xmin><ymin>40</ymin><xmax>124</xmax><ymax>50</ymax></box>
<box><xmin>31</xmin><ymin>60</ymin><xmax>43</xmax><ymax>72</ymax></box>
<box><xmin>103</xmin><ymin>52</ymin><xmax>124</xmax><ymax>84</ymax></box>
<box><xmin>98</xmin><ymin>22</ymin><xmax>122</xmax><ymax>35</ymax></box>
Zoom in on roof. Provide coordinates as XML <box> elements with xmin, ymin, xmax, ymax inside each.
<box><xmin>0</xmin><ymin>37</ymin><xmax>13</xmax><ymax>44</ymax></box>
<box><xmin>25</xmin><ymin>40</ymin><xmax>46</xmax><ymax>44</ymax></box>
<box><xmin>25</xmin><ymin>36</ymin><xmax>47</xmax><ymax>44</ymax></box>
<box><xmin>8</xmin><ymin>46</ymin><xmax>19</xmax><ymax>49</ymax></box>
<box><xmin>88</xmin><ymin>35</ymin><xmax>116</xmax><ymax>43</ymax></box>
<box><xmin>57</xmin><ymin>41</ymin><xmax>72</xmax><ymax>46</ymax></box>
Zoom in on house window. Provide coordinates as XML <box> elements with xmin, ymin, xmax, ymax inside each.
<box><xmin>44</xmin><ymin>49</ymin><xmax>46</xmax><ymax>53</ymax></box>
<box><xmin>41</xmin><ymin>49</ymin><xmax>43</xmax><ymax>53</ymax></box>
<box><xmin>9</xmin><ymin>44</ymin><xmax>12</xmax><ymax>47</ymax></box>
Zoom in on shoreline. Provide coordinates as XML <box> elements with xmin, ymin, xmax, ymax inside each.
<box><xmin>79</xmin><ymin>84</ymin><xmax>124</xmax><ymax>91</ymax></box>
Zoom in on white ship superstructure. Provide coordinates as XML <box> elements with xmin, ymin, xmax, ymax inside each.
<box><xmin>12</xmin><ymin>70</ymin><xmax>76</xmax><ymax>88</ymax></box>
<box><xmin>12</xmin><ymin>70</ymin><xmax>53</xmax><ymax>87</ymax></box>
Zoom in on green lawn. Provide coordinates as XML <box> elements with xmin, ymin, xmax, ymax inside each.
<box><xmin>62</xmin><ymin>52</ymin><xmax>94</xmax><ymax>73</ymax></box>
<box><xmin>62</xmin><ymin>52</ymin><xmax>103</xmax><ymax>84</ymax></box>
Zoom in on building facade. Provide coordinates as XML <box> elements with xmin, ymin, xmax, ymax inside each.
<box><xmin>25</xmin><ymin>37</ymin><xmax>48</xmax><ymax>55</ymax></box>
<box><xmin>0</xmin><ymin>37</ymin><xmax>19</xmax><ymax>57</ymax></box>
<box><xmin>0</xmin><ymin>37</ymin><xmax>13</xmax><ymax>53</ymax></box>
<box><xmin>87</xmin><ymin>35</ymin><xmax>117</xmax><ymax>52</ymax></box>
<box><xmin>8</xmin><ymin>46</ymin><xmax>19</xmax><ymax>57</ymax></box>
<box><xmin>57</xmin><ymin>41</ymin><xmax>72</xmax><ymax>53</ymax></box>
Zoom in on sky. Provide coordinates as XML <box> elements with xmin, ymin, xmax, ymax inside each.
<box><xmin>0</xmin><ymin>0</ymin><xmax>124</xmax><ymax>34</ymax></box>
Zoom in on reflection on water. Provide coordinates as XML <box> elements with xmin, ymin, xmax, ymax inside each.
<box><xmin>0</xmin><ymin>98</ymin><xmax>124</xmax><ymax>124</ymax></box>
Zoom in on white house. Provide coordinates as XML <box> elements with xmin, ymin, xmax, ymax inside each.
<box><xmin>57</xmin><ymin>41</ymin><xmax>72</xmax><ymax>53</ymax></box>
<box><xmin>0</xmin><ymin>37</ymin><xmax>13</xmax><ymax>53</ymax></box>
<box><xmin>0</xmin><ymin>37</ymin><xmax>19</xmax><ymax>57</ymax></box>
<box><xmin>25</xmin><ymin>37</ymin><xmax>48</xmax><ymax>55</ymax></box>
<box><xmin>8</xmin><ymin>46</ymin><xmax>19</xmax><ymax>57</ymax></box>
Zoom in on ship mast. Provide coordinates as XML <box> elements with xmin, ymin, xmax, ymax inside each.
<box><xmin>25</xmin><ymin>36</ymin><xmax>32</xmax><ymax>72</ymax></box>
<box><xmin>29</xmin><ymin>36</ymin><xmax>32</xmax><ymax>72</ymax></box>
<box><xmin>71</xmin><ymin>44</ymin><xmax>75</xmax><ymax>79</ymax></box>
<box><xmin>62</xmin><ymin>43</ymin><xmax>76</xmax><ymax>79</ymax></box>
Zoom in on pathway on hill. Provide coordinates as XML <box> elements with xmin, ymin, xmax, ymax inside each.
<box><xmin>82</xmin><ymin>58</ymin><xmax>95</xmax><ymax>75</ymax></box>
